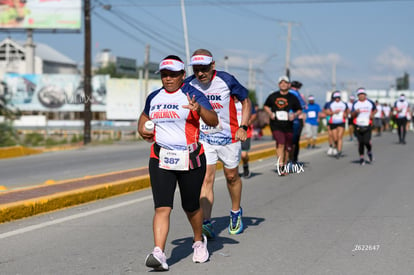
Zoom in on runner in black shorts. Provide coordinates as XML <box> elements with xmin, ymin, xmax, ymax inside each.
<box><xmin>264</xmin><ymin>76</ymin><xmax>302</xmax><ymax>175</ymax></box>
<box><xmin>138</xmin><ymin>55</ymin><xmax>218</xmax><ymax>270</ymax></box>
<box><xmin>324</xmin><ymin>91</ymin><xmax>349</xmax><ymax>159</ymax></box>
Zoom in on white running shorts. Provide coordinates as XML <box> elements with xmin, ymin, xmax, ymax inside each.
<box><xmin>304</xmin><ymin>123</ymin><xmax>318</xmax><ymax>139</ymax></box>
<box><xmin>201</xmin><ymin>141</ymin><xmax>241</xmax><ymax>169</ymax></box>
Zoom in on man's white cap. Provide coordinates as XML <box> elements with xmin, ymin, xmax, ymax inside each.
<box><xmin>308</xmin><ymin>95</ymin><xmax>315</xmax><ymax>101</ymax></box>
<box><xmin>158</xmin><ymin>59</ymin><xmax>185</xmax><ymax>71</ymax></box>
<box><xmin>356</xmin><ymin>88</ymin><xmax>366</xmax><ymax>95</ymax></box>
<box><xmin>190</xmin><ymin>55</ymin><xmax>213</xmax><ymax>66</ymax></box>
<box><xmin>278</xmin><ymin>76</ymin><xmax>290</xmax><ymax>83</ymax></box>
<box><xmin>333</xmin><ymin>91</ymin><xmax>341</xmax><ymax>98</ymax></box>
<box><xmin>349</xmin><ymin>95</ymin><xmax>355</xmax><ymax>100</ymax></box>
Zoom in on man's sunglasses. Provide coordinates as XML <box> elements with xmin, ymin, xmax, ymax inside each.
<box><xmin>192</xmin><ymin>64</ymin><xmax>212</xmax><ymax>73</ymax></box>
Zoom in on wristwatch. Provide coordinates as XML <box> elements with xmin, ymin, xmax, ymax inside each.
<box><xmin>239</xmin><ymin>125</ymin><xmax>248</xmax><ymax>131</ymax></box>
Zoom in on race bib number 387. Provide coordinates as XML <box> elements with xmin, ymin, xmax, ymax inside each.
<box><xmin>159</xmin><ymin>148</ymin><xmax>189</xmax><ymax>171</ymax></box>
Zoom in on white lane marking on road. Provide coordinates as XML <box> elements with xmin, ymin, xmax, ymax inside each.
<box><xmin>0</xmin><ymin>195</ymin><xmax>153</xmax><ymax>240</ymax></box>
<box><xmin>0</xmin><ymin>159</ymin><xmax>280</xmax><ymax>240</ymax></box>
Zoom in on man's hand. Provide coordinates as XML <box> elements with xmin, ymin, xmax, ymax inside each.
<box><xmin>235</xmin><ymin>127</ymin><xmax>247</xmax><ymax>142</ymax></box>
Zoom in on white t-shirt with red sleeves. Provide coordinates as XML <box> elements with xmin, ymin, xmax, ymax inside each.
<box><xmin>394</xmin><ymin>100</ymin><xmax>410</xmax><ymax>119</ymax></box>
<box><xmin>352</xmin><ymin>99</ymin><xmax>376</xmax><ymax>127</ymax></box>
<box><xmin>143</xmin><ymin>83</ymin><xmax>213</xmax><ymax>151</ymax></box>
<box><xmin>186</xmin><ymin>71</ymin><xmax>248</xmax><ymax>145</ymax></box>
<box><xmin>327</xmin><ymin>100</ymin><xmax>348</xmax><ymax>124</ymax></box>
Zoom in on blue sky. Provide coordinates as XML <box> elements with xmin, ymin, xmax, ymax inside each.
<box><xmin>2</xmin><ymin>0</ymin><xmax>414</xmax><ymax>105</ymax></box>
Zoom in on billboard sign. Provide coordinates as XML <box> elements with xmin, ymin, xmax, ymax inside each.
<box><xmin>106</xmin><ymin>78</ymin><xmax>162</xmax><ymax>120</ymax></box>
<box><xmin>3</xmin><ymin>73</ymin><xmax>107</xmax><ymax>112</ymax></box>
<box><xmin>0</xmin><ymin>0</ymin><xmax>81</xmax><ymax>30</ymax></box>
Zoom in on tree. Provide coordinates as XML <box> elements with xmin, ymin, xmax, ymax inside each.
<box><xmin>248</xmin><ymin>89</ymin><xmax>258</xmax><ymax>106</ymax></box>
<box><xmin>94</xmin><ymin>62</ymin><xmax>137</xmax><ymax>78</ymax></box>
<box><xmin>0</xmin><ymin>81</ymin><xmax>20</xmax><ymax>146</ymax></box>
<box><xmin>396</xmin><ymin>73</ymin><xmax>410</xmax><ymax>90</ymax></box>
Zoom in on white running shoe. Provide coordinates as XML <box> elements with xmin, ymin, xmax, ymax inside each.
<box><xmin>145</xmin><ymin>246</ymin><xmax>168</xmax><ymax>271</ymax></box>
<box><xmin>192</xmin><ymin>234</ymin><xmax>209</xmax><ymax>263</ymax></box>
<box><xmin>332</xmin><ymin>148</ymin><xmax>338</xmax><ymax>155</ymax></box>
<box><xmin>327</xmin><ymin>147</ymin><xmax>333</xmax><ymax>155</ymax></box>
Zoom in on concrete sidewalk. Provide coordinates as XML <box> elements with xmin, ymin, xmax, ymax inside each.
<box><xmin>0</xmin><ymin>134</ymin><xmax>330</xmax><ymax>224</ymax></box>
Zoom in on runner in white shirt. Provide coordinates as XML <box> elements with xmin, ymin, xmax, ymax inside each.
<box><xmin>393</xmin><ymin>93</ymin><xmax>410</xmax><ymax>144</ymax></box>
<box><xmin>235</xmin><ymin>99</ymin><xmax>257</xmax><ymax>178</ymax></box>
<box><xmin>347</xmin><ymin>95</ymin><xmax>356</xmax><ymax>141</ymax></box>
<box><xmin>351</xmin><ymin>88</ymin><xmax>377</xmax><ymax>165</ymax></box>
<box><xmin>186</xmin><ymin>49</ymin><xmax>251</xmax><ymax>238</ymax></box>
<box><xmin>138</xmin><ymin>55</ymin><xmax>218</xmax><ymax>270</ymax></box>
<box><xmin>325</xmin><ymin>91</ymin><xmax>349</xmax><ymax>159</ymax></box>
<box><xmin>382</xmin><ymin>103</ymin><xmax>391</xmax><ymax>132</ymax></box>
<box><xmin>373</xmin><ymin>100</ymin><xmax>384</xmax><ymax>136</ymax></box>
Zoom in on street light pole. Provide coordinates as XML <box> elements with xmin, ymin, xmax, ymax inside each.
<box><xmin>180</xmin><ymin>0</ymin><xmax>191</xmax><ymax>73</ymax></box>
<box><xmin>84</xmin><ymin>0</ymin><xmax>92</xmax><ymax>144</ymax></box>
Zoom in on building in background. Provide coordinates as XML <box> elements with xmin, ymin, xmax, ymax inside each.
<box><xmin>0</xmin><ymin>38</ymin><xmax>79</xmax><ymax>78</ymax></box>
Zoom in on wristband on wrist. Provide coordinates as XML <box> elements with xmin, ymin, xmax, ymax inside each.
<box><xmin>239</xmin><ymin>125</ymin><xmax>248</xmax><ymax>131</ymax></box>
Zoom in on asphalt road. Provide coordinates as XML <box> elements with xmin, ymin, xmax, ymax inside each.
<box><xmin>0</xmin><ymin>131</ymin><xmax>413</xmax><ymax>274</ymax></box>
<box><xmin>0</xmin><ymin>142</ymin><xmax>152</xmax><ymax>189</ymax></box>
<box><xmin>0</xmin><ymin>137</ymin><xmax>274</xmax><ymax>190</ymax></box>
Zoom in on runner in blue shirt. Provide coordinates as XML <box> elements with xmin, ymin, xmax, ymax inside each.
<box><xmin>303</xmin><ymin>95</ymin><xmax>321</xmax><ymax>148</ymax></box>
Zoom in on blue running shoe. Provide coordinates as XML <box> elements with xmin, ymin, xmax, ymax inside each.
<box><xmin>202</xmin><ymin>221</ymin><xmax>216</xmax><ymax>239</ymax></box>
<box><xmin>228</xmin><ymin>208</ymin><xmax>244</xmax><ymax>235</ymax></box>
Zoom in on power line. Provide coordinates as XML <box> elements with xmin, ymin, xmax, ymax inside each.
<box><xmin>92</xmin><ymin>12</ymin><xmax>171</xmax><ymax>57</ymax></box>
<box><xmin>106</xmin><ymin>0</ymin><xmax>414</xmax><ymax>7</ymax></box>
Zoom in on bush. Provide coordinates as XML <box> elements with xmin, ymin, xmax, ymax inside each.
<box><xmin>318</xmin><ymin>120</ymin><xmax>327</xmax><ymax>133</ymax></box>
<box><xmin>0</xmin><ymin>123</ymin><xmax>19</xmax><ymax>147</ymax></box>
<box><xmin>45</xmin><ymin>138</ymin><xmax>59</xmax><ymax>147</ymax></box>
<box><xmin>24</xmin><ymin>132</ymin><xmax>44</xmax><ymax>147</ymax></box>
<box><xmin>71</xmin><ymin>134</ymin><xmax>78</xmax><ymax>143</ymax></box>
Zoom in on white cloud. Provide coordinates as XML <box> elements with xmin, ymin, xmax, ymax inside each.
<box><xmin>290</xmin><ymin>53</ymin><xmax>342</xmax><ymax>79</ymax></box>
<box><xmin>375</xmin><ymin>46</ymin><xmax>414</xmax><ymax>71</ymax></box>
<box><xmin>293</xmin><ymin>53</ymin><xmax>341</xmax><ymax>67</ymax></box>
<box><xmin>369</xmin><ymin>74</ymin><xmax>396</xmax><ymax>83</ymax></box>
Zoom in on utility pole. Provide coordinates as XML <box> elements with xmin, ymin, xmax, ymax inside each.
<box><xmin>224</xmin><ymin>56</ymin><xmax>229</xmax><ymax>72</ymax></box>
<box><xmin>144</xmin><ymin>44</ymin><xmax>150</xmax><ymax>97</ymax></box>
<box><xmin>180</xmin><ymin>0</ymin><xmax>191</xmax><ymax>73</ymax></box>
<box><xmin>280</xmin><ymin>21</ymin><xmax>299</xmax><ymax>79</ymax></box>
<box><xmin>84</xmin><ymin>0</ymin><xmax>92</xmax><ymax>144</ymax></box>
<box><xmin>24</xmin><ymin>29</ymin><xmax>35</xmax><ymax>74</ymax></box>
<box><xmin>248</xmin><ymin>59</ymin><xmax>255</xmax><ymax>91</ymax></box>
<box><xmin>331</xmin><ymin>61</ymin><xmax>337</xmax><ymax>91</ymax></box>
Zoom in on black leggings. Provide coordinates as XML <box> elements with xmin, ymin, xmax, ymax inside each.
<box><xmin>292</xmin><ymin>120</ymin><xmax>303</xmax><ymax>162</ymax></box>
<box><xmin>148</xmin><ymin>154</ymin><xmax>206</xmax><ymax>212</ymax></box>
<box><xmin>396</xmin><ymin>118</ymin><xmax>407</xmax><ymax>142</ymax></box>
<box><xmin>355</xmin><ymin>127</ymin><xmax>372</xmax><ymax>155</ymax></box>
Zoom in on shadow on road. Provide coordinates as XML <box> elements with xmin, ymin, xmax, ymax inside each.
<box><xmin>168</xmin><ymin>215</ymin><xmax>265</xmax><ymax>267</ymax></box>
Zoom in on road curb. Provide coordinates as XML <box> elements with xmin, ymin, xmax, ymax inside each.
<box><xmin>0</xmin><ymin>175</ymin><xmax>151</xmax><ymax>223</ymax></box>
<box><xmin>0</xmin><ymin>146</ymin><xmax>43</xmax><ymax>159</ymax></box>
